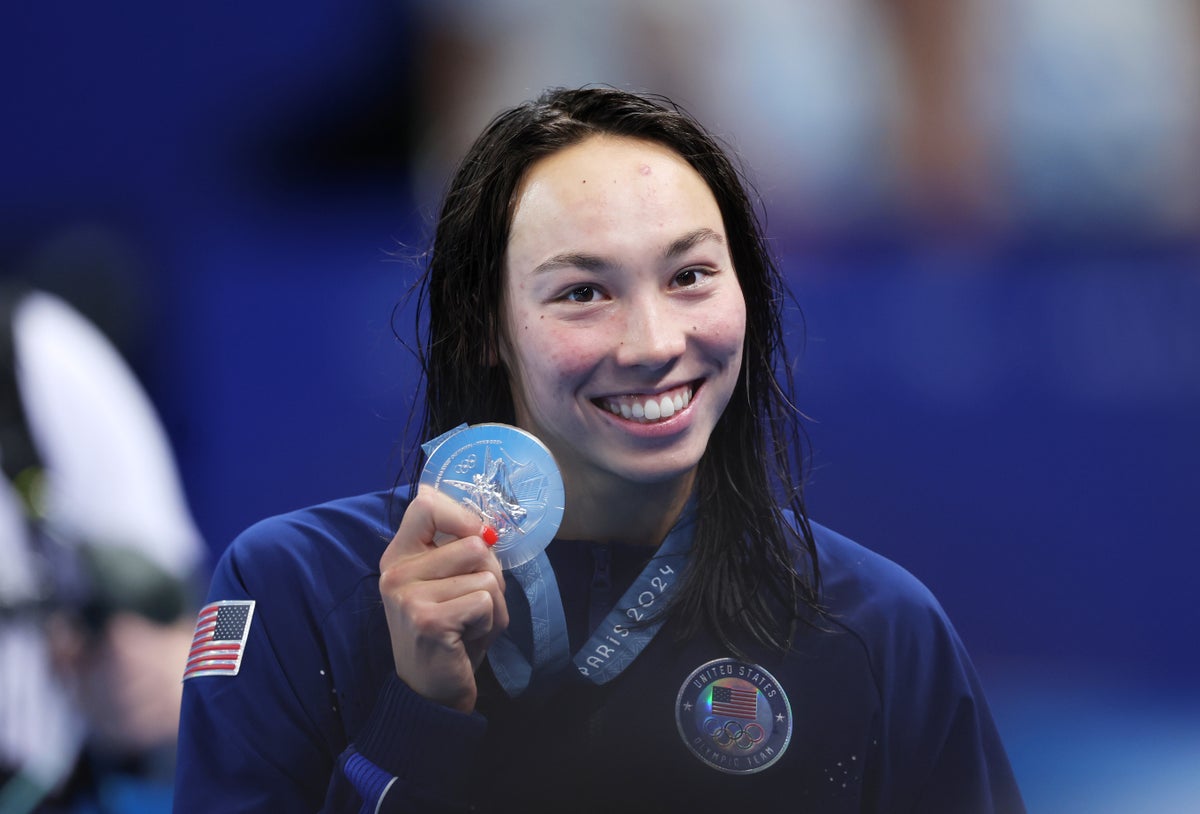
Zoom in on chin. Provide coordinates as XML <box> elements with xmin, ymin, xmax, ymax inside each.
<box><xmin>602</xmin><ymin>450</ymin><xmax>705</xmax><ymax>487</ymax></box>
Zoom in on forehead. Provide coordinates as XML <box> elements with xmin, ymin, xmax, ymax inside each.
<box><xmin>506</xmin><ymin>135</ymin><xmax>723</xmax><ymax>258</ymax></box>
<box><xmin>515</xmin><ymin>133</ymin><xmax>700</xmax><ymax>191</ymax></box>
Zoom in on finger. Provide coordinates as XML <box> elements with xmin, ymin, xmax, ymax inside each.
<box><xmin>440</xmin><ymin>589</ymin><xmax>502</xmax><ymax>646</ymax></box>
<box><xmin>381</xmin><ymin>535</ymin><xmax>505</xmax><ymax>593</ymax></box>
<box><xmin>385</xmin><ymin>568</ymin><xmax>509</xmax><ymax>654</ymax></box>
<box><xmin>381</xmin><ymin>488</ymin><xmax>491</xmax><ymax>568</ymax></box>
<box><xmin>400</xmin><ymin>569</ymin><xmax>505</xmax><ymax>610</ymax></box>
<box><xmin>396</xmin><ymin>586</ymin><xmax>500</xmax><ymax>667</ymax></box>
<box><xmin>444</xmin><ymin>572</ymin><xmax>509</xmax><ymax>651</ymax></box>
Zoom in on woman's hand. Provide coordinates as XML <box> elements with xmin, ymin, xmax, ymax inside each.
<box><xmin>378</xmin><ymin>487</ymin><xmax>508</xmax><ymax>713</ymax></box>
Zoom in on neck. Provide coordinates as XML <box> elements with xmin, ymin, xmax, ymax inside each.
<box><xmin>558</xmin><ymin>470</ymin><xmax>695</xmax><ymax>547</ymax></box>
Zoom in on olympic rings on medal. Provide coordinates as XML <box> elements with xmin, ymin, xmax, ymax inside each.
<box><xmin>702</xmin><ymin>717</ymin><xmax>766</xmax><ymax>750</ymax></box>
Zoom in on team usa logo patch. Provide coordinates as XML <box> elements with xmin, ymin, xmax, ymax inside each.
<box><xmin>182</xmin><ymin>600</ymin><xmax>255</xmax><ymax>680</ymax></box>
<box><xmin>675</xmin><ymin>657</ymin><xmax>793</xmax><ymax>774</ymax></box>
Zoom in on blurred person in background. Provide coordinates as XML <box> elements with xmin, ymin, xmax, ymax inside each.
<box><xmin>967</xmin><ymin>0</ymin><xmax>1200</xmax><ymax>238</ymax></box>
<box><xmin>405</xmin><ymin>0</ymin><xmax>1200</xmax><ymax>241</ymax></box>
<box><xmin>0</xmin><ymin>243</ymin><xmax>207</xmax><ymax>814</ymax></box>
<box><xmin>404</xmin><ymin>0</ymin><xmax>901</xmax><ymax>235</ymax></box>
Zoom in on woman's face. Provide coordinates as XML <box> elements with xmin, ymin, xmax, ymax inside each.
<box><xmin>500</xmin><ymin>135</ymin><xmax>746</xmax><ymax>494</ymax></box>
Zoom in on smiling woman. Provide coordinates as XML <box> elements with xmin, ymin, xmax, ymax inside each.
<box><xmin>174</xmin><ymin>87</ymin><xmax>1026</xmax><ymax>813</ymax></box>
<box><xmin>501</xmin><ymin>136</ymin><xmax>746</xmax><ymax>538</ymax></box>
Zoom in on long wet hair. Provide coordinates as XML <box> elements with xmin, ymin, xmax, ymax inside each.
<box><xmin>407</xmin><ymin>86</ymin><xmax>821</xmax><ymax>653</ymax></box>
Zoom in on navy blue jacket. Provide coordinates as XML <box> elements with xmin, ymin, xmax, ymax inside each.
<box><xmin>175</xmin><ymin>490</ymin><xmax>1024</xmax><ymax>813</ymax></box>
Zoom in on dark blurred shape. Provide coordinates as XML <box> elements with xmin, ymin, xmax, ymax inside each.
<box><xmin>73</xmin><ymin>545</ymin><xmax>193</xmax><ymax>637</ymax></box>
<box><xmin>243</xmin><ymin>45</ymin><xmax>422</xmax><ymax>196</ymax></box>
<box><xmin>177</xmin><ymin>1</ymin><xmax>426</xmax><ymax>204</ymax></box>
<box><xmin>12</xmin><ymin>226</ymin><xmax>149</xmax><ymax>362</ymax></box>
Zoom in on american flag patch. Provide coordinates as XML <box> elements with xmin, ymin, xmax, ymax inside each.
<box><xmin>182</xmin><ymin>600</ymin><xmax>255</xmax><ymax>680</ymax></box>
<box><xmin>711</xmin><ymin>684</ymin><xmax>758</xmax><ymax>720</ymax></box>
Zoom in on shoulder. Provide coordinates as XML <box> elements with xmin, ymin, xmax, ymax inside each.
<box><xmin>213</xmin><ymin>489</ymin><xmax>410</xmax><ymax>607</ymax></box>
<box><xmin>797</xmin><ymin>522</ymin><xmax>1025</xmax><ymax>811</ymax></box>
<box><xmin>809</xmin><ymin>520</ymin><xmax>944</xmax><ymax>621</ymax></box>
<box><xmin>804</xmin><ymin>520</ymin><xmax>968</xmax><ymax>676</ymax></box>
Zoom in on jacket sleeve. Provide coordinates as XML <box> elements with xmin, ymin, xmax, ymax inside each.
<box><xmin>174</xmin><ymin>520</ymin><xmax>487</xmax><ymax>813</ymax></box>
<box><xmin>880</xmin><ymin>593</ymin><xmax>1026</xmax><ymax>814</ymax></box>
<box><xmin>334</xmin><ymin>674</ymin><xmax>487</xmax><ymax>813</ymax></box>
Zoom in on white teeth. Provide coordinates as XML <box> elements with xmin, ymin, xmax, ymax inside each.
<box><xmin>600</xmin><ymin>385</ymin><xmax>694</xmax><ymax>424</ymax></box>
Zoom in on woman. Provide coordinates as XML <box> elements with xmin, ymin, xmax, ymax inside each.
<box><xmin>175</xmin><ymin>87</ymin><xmax>1024</xmax><ymax>813</ymax></box>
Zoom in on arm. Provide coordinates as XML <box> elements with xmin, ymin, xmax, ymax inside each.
<box><xmin>333</xmin><ymin>674</ymin><xmax>487</xmax><ymax>813</ymax></box>
<box><xmin>343</xmin><ymin>488</ymin><xmax>508</xmax><ymax>811</ymax></box>
<box><xmin>175</xmin><ymin>490</ymin><xmax>506</xmax><ymax>812</ymax></box>
<box><xmin>883</xmin><ymin>600</ymin><xmax>1026</xmax><ymax>814</ymax></box>
<box><xmin>174</xmin><ymin>533</ymin><xmax>354</xmax><ymax>812</ymax></box>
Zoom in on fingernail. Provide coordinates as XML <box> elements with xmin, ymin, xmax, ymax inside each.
<box><xmin>482</xmin><ymin>525</ymin><xmax>498</xmax><ymax>546</ymax></box>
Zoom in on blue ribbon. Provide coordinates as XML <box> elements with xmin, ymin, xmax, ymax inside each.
<box><xmin>488</xmin><ymin>501</ymin><xmax>695</xmax><ymax>695</ymax></box>
<box><xmin>486</xmin><ymin>550</ymin><xmax>570</xmax><ymax>694</ymax></box>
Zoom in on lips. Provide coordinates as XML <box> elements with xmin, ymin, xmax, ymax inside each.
<box><xmin>596</xmin><ymin>382</ymin><xmax>697</xmax><ymax>423</ymax></box>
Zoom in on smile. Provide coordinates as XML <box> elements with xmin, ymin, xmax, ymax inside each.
<box><xmin>596</xmin><ymin>382</ymin><xmax>697</xmax><ymax>423</ymax></box>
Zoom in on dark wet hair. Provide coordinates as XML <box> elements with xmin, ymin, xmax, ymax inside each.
<box><xmin>409</xmin><ymin>86</ymin><xmax>821</xmax><ymax>653</ymax></box>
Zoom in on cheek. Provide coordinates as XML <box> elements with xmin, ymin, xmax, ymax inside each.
<box><xmin>506</xmin><ymin>316</ymin><xmax>601</xmax><ymax>395</ymax></box>
<box><xmin>703</xmin><ymin>291</ymin><xmax>748</xmax><ymax>358</ymax></box>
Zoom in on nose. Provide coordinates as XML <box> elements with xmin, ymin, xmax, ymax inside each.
<box><xmin>614</xmin><ymin>297</ymin><xmax>686</xmax><ymax>369</ymax></box>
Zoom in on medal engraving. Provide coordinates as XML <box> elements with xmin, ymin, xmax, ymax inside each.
<box><xmin>421</xmin><ymin>423</ymin><xmax>564</xmax><ymax>569</ymax></box>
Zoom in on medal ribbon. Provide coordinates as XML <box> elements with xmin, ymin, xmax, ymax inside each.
<box><xmin>486</xmin><ymin>551</ymin><xmax>569</xmax><ymax>694</ymax></box>
<box><xmin>487</xmin><ymin>500</ymin><xmax>695</xmax><ymax>695</ymax></box>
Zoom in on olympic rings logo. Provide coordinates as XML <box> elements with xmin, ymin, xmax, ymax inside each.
<box><xmin>704</xmin><ymin>717</ymin><xmax>766</xmax><ymax>750</ymax></box>
<box><xmin>453</xmin><ymin>454</ymin><xmax>477</xmax><ymax>474</ymax></box>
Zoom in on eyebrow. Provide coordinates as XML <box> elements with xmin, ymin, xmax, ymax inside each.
<box><xmin>531</xmin><ymin>252</ymin><xmax>610</xmax><ymax>276</ymax></box>
<box><xmin>664</xmin><ymin>227</ymin><xmax>725</xmax><ymax>259</ymax></box>
<box><xmin>530</xmin><ymin>228</ymin><xmax>726</xmax><ymax>275</ymax></box>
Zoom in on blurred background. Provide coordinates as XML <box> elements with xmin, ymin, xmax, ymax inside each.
<box><xmin>2</xmin><ymin>0</ymin><xmax>1197</xmax><ymax>811</ymax></box>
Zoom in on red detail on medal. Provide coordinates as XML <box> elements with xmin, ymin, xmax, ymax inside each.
<box><xmin>482</xmin><ymin>525</ymin><xmax>498</xmax><ymax>546</ymax></box>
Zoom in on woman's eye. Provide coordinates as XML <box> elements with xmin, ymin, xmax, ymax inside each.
<box><xmin>674</xmin><ymin>267</ymin><xmax>710</xmax><ymax>287</ymax></box>
<box><xmin>565</xmin><ymin>285</ymin><xmax>597</xmax><ymax>303</ymax></box>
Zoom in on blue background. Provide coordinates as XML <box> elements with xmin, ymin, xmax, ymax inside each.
<box><xmin>3</xmin><ymin>4</ymin><xmax>1198</xmax><ymax>810</ymax></box>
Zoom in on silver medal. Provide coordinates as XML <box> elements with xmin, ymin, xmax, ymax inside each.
<box><xmin>420</xmin><ymin>423</ymin><xmax>565</xmax><ymax>570</ymax></box>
